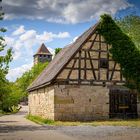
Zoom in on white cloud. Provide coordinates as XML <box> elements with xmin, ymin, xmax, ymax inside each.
<box><xmin>54</xmin><ymin>32</ymin><xmax>70</xmax><ymax>38</ymax></box>
<box><xmin>13</xmin><ymin>51</ymin><xmax>21</xmax><ymax>60</ymax></box>
<box><xmin>12</xmin><ymin>25</ymin><xmax>25</xmax><ymax>36</ymax></box>
<box><xmin>5</xmin><ymin>25</ymin><xmax>70</xmax><ymax>81</ymax></box>
<box><xmin>73</xmin><ymin>36</ymin><xmax>79</xmax><ymax>42</ymax></box>
<box><xmin>3</xmin><ymin>0</ymin><xmax>132</xmax><ymax>24</ymax></box>
<box><xmin>19</xmin><ymin>30</ymin><xmax>36</xmax><ymax>41</ymax></box>
<box><xmin>70</xmin><ymin>36</ymin><xmax>79</xmax><ymax>44</ymax></box>
<box><xmin>6</xmin><ymin>63</ymin><xmax>33</xmax><ymax>82</ymax></box>
<box><xmin>5</xmin><ymin>26</ymin><xmax>70</xmax><ymax>61</ymax></box>
<box><xmin>5</xmin><ymin>36</ymin><xmax>14</xmax><ymax>47</ymax></box>
<box><xmin>37</xmin><ymin>31</ymin><xmax>70</xmax><ymax>42</ymax></box>
<box><xmin>48</xmin><ymin>47</ymin><xmax>55</xmax><ymax>55</ymax></box>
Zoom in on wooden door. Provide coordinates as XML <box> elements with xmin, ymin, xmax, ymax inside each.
<box><xmin>109</xmin><ymin>89</ymin><xmax>137</xmax><ymax>119</ymax></box>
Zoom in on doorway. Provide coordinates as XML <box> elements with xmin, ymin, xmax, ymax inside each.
<box><xmin>109</xmin><ymin>88</ymin><xmax>137</xmax><ymax>119</ymax></box>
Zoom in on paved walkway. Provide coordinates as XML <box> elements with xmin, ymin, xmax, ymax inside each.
<box><xmin>0</xmin><ymin>106</ymin><xmax>140</xmax><ymax>140</ymax></box>
<box><xmin>0</xmin><ymin>106</ymin><xmax>76</xmax><ymax>140</ymax></box>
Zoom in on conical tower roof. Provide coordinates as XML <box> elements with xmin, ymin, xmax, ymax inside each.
<box><xmin>34</xmin><ymin>43</ymin><xmax>52</xmax><ymax>56</ymax></box>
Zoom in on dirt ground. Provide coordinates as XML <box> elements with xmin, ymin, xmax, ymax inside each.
<box><xmin>0</xmin><ymin>106</ymin><xmax>140</xmax><ymax>140</ymax></box>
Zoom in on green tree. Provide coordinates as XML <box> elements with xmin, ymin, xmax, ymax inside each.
<box><xmin>1</xmin><ymin>82</ymin><xmax>22</xmax><ymax>112</ymax></box>
<box><xmin>55</xmin><ymin>48</ymin><xmax>62</xmax><ymax>55</ymax></box>
<box><xmin>117</xmin><ymin>15</ymin><xmax>140</xmax><ymax>48</ymax></box>
<box><xmin>15</xmin><ymin>62</ymin><xmax>49</xmax><ymax>100</ymax></box>
<box><xmin>0</xmin><ymin>1</ymin><xmax>13</xmax><ymax>111</ymax></box>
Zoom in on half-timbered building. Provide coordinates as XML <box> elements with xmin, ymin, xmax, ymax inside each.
<box><xmin>27</xmin><ymin>22</ymin><xmax>140</xmax><ymax>121</ymax></box>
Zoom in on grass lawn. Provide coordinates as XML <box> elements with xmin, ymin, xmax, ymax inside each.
<box><xmin>26</xmin><ymin>115</ymin><xmax>140</xmax><ymax>127</ymax></box>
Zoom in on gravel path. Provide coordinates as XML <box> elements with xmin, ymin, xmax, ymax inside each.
<box><xmin>0</xmin><ymin>106</ymin><xmax>140</xmax><ymax>140</ymax></box>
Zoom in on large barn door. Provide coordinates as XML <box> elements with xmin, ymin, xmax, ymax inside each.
<box><xmin>109</xmin><ymin>88</ymin><xmax>137</xmax><ymax>119</ymax></box>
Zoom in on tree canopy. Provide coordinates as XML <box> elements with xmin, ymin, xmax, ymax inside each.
<box><xmin>0</xmin><ymin>2</ymin><xmax>13</xmax><ymax>112</ymax></box>
<box><xmin>55</xmin><ymin>48</ymin><xmax>62</xmax><ymax>55</ymax></box>
<box><xmin>117</xmin><ymin>15</ymin><xmax>140</xmax><ymax>49</ymax></box>
<box><xmin>15</xmin><ymin>62</ymin><xmax>49</xmax><ymax>100</ymax></box>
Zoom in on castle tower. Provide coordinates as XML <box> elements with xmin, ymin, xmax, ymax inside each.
<box><xmin>33</xmin><ymin>43</ymin><xmax>52</xmax><ymax>65</ymax></box>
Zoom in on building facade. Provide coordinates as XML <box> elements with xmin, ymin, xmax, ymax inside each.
<box><xmin>28</xmin><ymin>23</ymin><xmax>140</xmax><ymax>121</ymax></box>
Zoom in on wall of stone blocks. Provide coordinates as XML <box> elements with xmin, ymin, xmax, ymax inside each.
<box><xmin>28</xmin><ymin>86</ymin><xmax>55</xmax><ymax>120</ymax></box>
<box><xmin>54</xmin><ymin>85</ymin><xmax>109</xmax><ymax>121</ymax></box>
<box><xmin>28</xmin><ymin>85</ymin><xmax>140</xmax><ymax>121</ymax></box>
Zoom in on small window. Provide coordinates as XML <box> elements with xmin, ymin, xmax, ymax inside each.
<box><xmin>48</xmin><ymin>55</ymin><xmax>51</xmax><ymax>58</ymax></box>
<box><xmin>100</xmin><ymin>58</ymin><xmax>108</xmax><ymax>68</ymax></box>
<box><xmin>43</xmin><ymin>55</ymin><xmax>46</xmax><ymax>57</ymax></box>
<box><xmin>40</xmin><ymin>55</ymin><xmax>42</xmax><ymax>57</ymax></box>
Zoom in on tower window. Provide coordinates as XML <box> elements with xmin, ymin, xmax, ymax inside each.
<box><xmin>100</xmin><ymin>58</ymin><xmax>108</xmax><ymax>68</ymax></box>
<box><xmin>48</xmin><ymin>55</ymin><xmax>51</xmax><ymax>58</ymax></box>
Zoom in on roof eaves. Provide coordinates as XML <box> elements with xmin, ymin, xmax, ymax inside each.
<box><xmin>27</xmin><ymin>81</ymin><xmax>52</xmax><ymax>92</ymax></box>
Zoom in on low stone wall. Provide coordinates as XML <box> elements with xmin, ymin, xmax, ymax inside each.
<box><xmin>54</xmin><ymin>85</ymin><xmax>109</xmax><ymax>121</ymax></box>
<box><xmin>28</xmin><ymin>86</ymin><xmax>55</xmax><ymax>120</ymax></box>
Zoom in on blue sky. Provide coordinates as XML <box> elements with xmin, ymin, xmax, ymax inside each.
<box><xmin>1</xmin><ymin>0</ymin><xmax>139</xmax><ymax>81</ymax></box>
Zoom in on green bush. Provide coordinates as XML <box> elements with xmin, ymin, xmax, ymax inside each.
<box><xmin>0</xmin><ymin>82</ymin><xmax>22</xmax><ymax>112</ymax></box>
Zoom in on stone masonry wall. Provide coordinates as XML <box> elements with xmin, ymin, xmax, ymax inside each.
<box><xmin>28</xmin><ymin>86</ymin><xmax>54</xmax><ymax>120</ymax></box>
<box><xmin>54</xmin><ymin>85</ymin><xmax>109</xmax><ymax>121</ymax></box>
<box><xmin>29</xmin><ymin>85</ymin><xmax>140</xmax><ymax>121</ymax></box>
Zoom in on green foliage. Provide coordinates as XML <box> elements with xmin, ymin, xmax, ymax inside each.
<box><xmin>117</xmin><ymin>15</ymin><xmax>140</xmax><ymax>48</ymax></box>
<box><xmin>1</xmin><ymin>61</ymin><xmax>48</xmax><ymax>112</ymax></box>
<box><xmin>0</xmin><ymin>1</ymin><xmax>13</xmax><ymax>112</ymax></box>
<box><xmin>55</xmin><ymin>48</ymin><xmax>62</xmax><ymax>55</ymax></box>
<box><xmin>15</xmin><ymin>62</ymin><xmax>49</xmax><ymax>98</ymax></box>
<box><xmin>97</xmin><ymin>14</ymin><xmax>140</xmax><ymax>91</ymax></box>
<box><xmin>26</xmin><ymin>115</ymin><xmax>54</xmax><ymax>125</ymax></box>
<box><xmin>0</xmin><ymin>1</ymin><xmax>48</xmax><ymax>112</ymax></box>
<box><xmin>9</xmin><ymin>105</ymin><xmax>22</xmax><ymax>113</ymax></box>
<box><xmin>0</xmin><ymin>82</ymin><xmax>22</xmax><ymax>112</ymax></box>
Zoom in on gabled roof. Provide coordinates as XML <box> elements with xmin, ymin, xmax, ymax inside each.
<box><xmin>34</xmin><ymin>43</ymin><xmax>52</xmax><ymax>56</ymax></box>
<box><xmin>27</xmin><ymin>23</ymin><xmax>99</xmax><ymax>92</ymax></box>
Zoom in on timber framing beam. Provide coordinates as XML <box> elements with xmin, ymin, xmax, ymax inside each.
<box><xmin>87</xmin><ymin>51</ymin><xmax>97</xmax><ymax>80</ymax></box>
<box><xmin>110</xmin><ymin>62</ymin><xmax>117</xmax><ymax>80</ymax></box>
<box><xmin>65</xmin><ymin>67</ymin><xmax>121</xmax><ymax>72</ymax></box>
<box><xmin>78</xmin><ymin>51</ymin><xmax>81</xmax><ymax>84</ymax></box>
<box><xmin>89</xmin><ymin>33</ymin><xmax>98</xmax><ymax>49</ymax></box>
<box><xmin>67</xmin><ymin>59</ymin><xmax>77</xmax><ymax>79</ymax></box>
